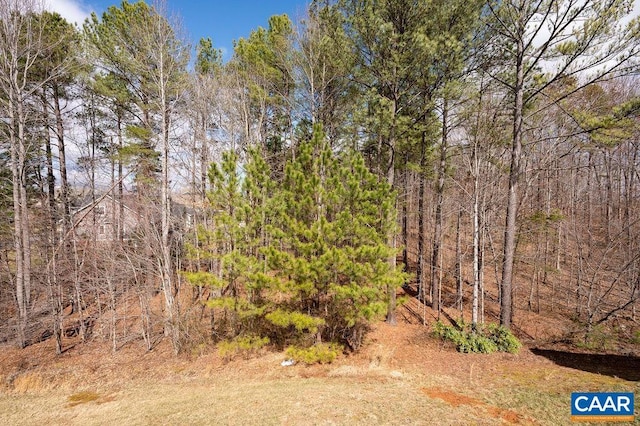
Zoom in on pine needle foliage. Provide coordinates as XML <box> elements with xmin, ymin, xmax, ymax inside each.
<box><xmin>285</xmin><ymin>343</ymin><xmax>342</xmax><ymax>365</ymax></box>
<box><xmin>186</xmin><ymin>125</ymin><xmax>405</xmax><ymax>352</ymax></box>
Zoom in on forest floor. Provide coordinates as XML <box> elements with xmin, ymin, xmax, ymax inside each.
<box><xmin>0</xmin><ymin>299</ymin><xmax>638</xmax><ymax>425</ymax></box>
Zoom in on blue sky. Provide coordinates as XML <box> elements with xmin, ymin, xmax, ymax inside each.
<box><xmin>48</xmin><ymin>0</ymin><xmax>310</xmax><ymax>60</ymax></box>
<box><xmin>175</xmin><ymin>1</ymin><xmax>309</xmax><ymax>58</ymax></box>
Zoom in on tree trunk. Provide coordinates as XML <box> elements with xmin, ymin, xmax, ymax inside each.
<box><xmin>43</xmin><ymin>94</ymin><xmax>63</xmax><ymax>354</ymax></box>
<box><xmin>402</xmin><ymin>162</ymin><xmax>409</xmax><ymax>269</ymax></box>
<box><xmin>200</xmin><ymin>112</ymin><xmax>209</xmax><ymax>203</ymax></box>
<box><xmin>11</xmin><ymin>91</ymin><xmax>32</xmax><ymax>348</ymax></box>
<box><xmin>117</xmin><ymin>115</ymin><xmax>124</xmax><ymax>241</ymax></box>
<box><xmin>500</xmin><ymin>33</ymin><xmax>525</xmax><ymax>330</ymax></box>
<box><xmin>455</xmin><ymin>209</ymin><xmax>463</xmax><ymax>318</ymax></box>
<box><xmin>472</xmin><ymin>142</ymin><xmax>480</xmax><ymax>326</ymax></box>
<box><xmin>53</xmin><ymin>85</ymin><xmax>70</xmax><ymax>231</ymax></box>
<box><xmin>386</xmin><ymin>108</ymin><xmax>397</xmax><ymax>325</ymax></box>
<box><xmin>431</xmin><ymin>100</ymin><xmax>448</xmax><ymax>314</ymax></box>
<box><xmin>417</xmin><ymin>133</ymin><xmax>427</xmax><ymax>300</ymax></box>
<box><xmin>161</xmin><ymin>91</ymin><xmax>178</xmax><ymax>352</ymax></box>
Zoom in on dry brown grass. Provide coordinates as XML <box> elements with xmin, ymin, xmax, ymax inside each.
<box><xmin>0</xmin><ymin>376</ymin><xmax>471</xmax><ymax>425</ymax></box>
<box><xmin>10</xmin><ymin>372</ymin><xmax>46</xmax><ymax>394</ymax></box>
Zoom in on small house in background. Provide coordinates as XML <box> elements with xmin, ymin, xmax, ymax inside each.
<box><xmin>171</xmin><ymin>192</ymin><xmax>201</xmax><ymax>231</ymax></box>
<box><xmin>71</xmin><ymin>194</ymin><xmax>140</xmax><ymax>242</ymax></box>
<box><xmin>70</xmin><ymin>193</ymin><xmax>196</xmax><ymax>243</ymax></box>
<box><xmin>171</xmin><ymin>201</ymin><xmax>196</xmax><ymax>233</ymax></box>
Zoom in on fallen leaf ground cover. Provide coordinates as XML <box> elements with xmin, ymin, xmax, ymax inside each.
<box><xmin>0</xmin><ymin>311</ymin><xmax>638</xmax><ymax>425</ymax></box>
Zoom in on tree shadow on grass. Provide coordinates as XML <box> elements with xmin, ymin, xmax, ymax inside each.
<box><xmin>531</xmin><ymin>348</ymin><xmax>640</xmax><ymax>382</ymax></box>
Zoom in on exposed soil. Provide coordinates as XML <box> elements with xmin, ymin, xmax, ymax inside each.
<box><xmin>421</xmin><ymin>387</ymin><xmax>531</xmax><ymax>424</ymax></box>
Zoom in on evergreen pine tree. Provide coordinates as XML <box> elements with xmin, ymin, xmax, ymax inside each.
<box><xmin>187</xmin><ymin>125</ymin><xmax>405</xmax><ymax>354</ymax></box>
<box><xmin>265</xmin><ymin>125</ymin><xmax>404</xmax><ymax>349</ymax></box>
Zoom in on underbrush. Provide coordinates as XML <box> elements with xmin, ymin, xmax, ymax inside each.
<box><xmin>433</xmin><ymin>320</ymin><xmax>521</xmax><ymax>354</ymax></box>
<box><xmin>566</xmin><ymin>318</ymin><xmax>640</xmax><ymax>352</ymax></box>
<box><xmin>575</xmin><ymin>324</ymin><xmax>615</xmax><ymax>351</ymax></box>
<box><xmin>217</xmin><ymin>335</ymin><xmax>270</xmax><ymax>360</ymax></box>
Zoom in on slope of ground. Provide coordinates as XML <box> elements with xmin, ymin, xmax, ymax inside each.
<box><xmin>0</xmin><ymin>301</ymin><xmax>638</xmax><ymax>426</ymax></box>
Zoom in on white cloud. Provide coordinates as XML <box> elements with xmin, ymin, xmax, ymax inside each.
<box><xmin>219</xmin><ymin>46</ymin><xmax>229</xmax><ymax>61</ymax></box>
<box><xmin>44</xmin><ymin>0</ymin><xmax>93</xmax><ymax>26</ymax></box>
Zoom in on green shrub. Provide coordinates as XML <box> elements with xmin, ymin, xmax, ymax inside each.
<box><xmin>218</xmin><ymin>335</ymin><xmax>270</xmax><ymax>360</ymax></box>
<box><xmin>433</xmin><ymin>320</ymin><xmax>521</xmax><ymax>354</ymax></box>
<box><xmin>485</xmin><ymin>323</ymin><xmax>522</xmax><ymax>354</ymax></box>
<box><xmin>285</xmin><ymin>343</ymin><xmax>343</xmax><ymax>365</ymax></box>
<box><xmin>460</xmin><ymin>334</ymin><xmax>498</xmax><ymax>354</ymax></box>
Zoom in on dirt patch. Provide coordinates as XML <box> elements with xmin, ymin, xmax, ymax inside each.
<box><xmin>421</xmin><ymin>387</ymin><xmax>532</xmax><ymax>424</ymax></box>
<box><xmin>68</xmin><ymin>391</ymin><xmax>98</xmax><ymax>407</ymax></box>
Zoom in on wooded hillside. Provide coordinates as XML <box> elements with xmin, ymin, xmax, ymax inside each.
<box><xmin>1</xmin><ymin>0</ymin><xmax>639</xmax><ymax>356</ymax></box>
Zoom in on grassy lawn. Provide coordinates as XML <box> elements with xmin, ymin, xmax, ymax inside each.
<box><xmin>1</xmin><ymin>357</ymin><xmax>638</xmax><ymax>425</ymax></box>
<box><xmin>0</xmin><ymin>376</ymin><xmax>489</xmax><ymax>425</ymax></box>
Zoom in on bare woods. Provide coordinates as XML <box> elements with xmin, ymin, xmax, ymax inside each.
<box><xmin>0</xmin><ymin>0</ymin><xmax>639</xmax><ymax>355</ymax></box>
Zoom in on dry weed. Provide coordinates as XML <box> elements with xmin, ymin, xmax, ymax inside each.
<box><xmin>367</xmin><ymin>343</ymin><xmax>395</xmax><ymax>368</ymax></box>
<box><xmin>11</xmin><ymin>372</ymin><xmax>47</xmax><ymax>394</ymax></box>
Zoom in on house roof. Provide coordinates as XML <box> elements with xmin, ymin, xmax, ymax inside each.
<box><xmin>72</xmin><ymin>193</ymin><xmax>140</xmax><ymax>216</ymax></box>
